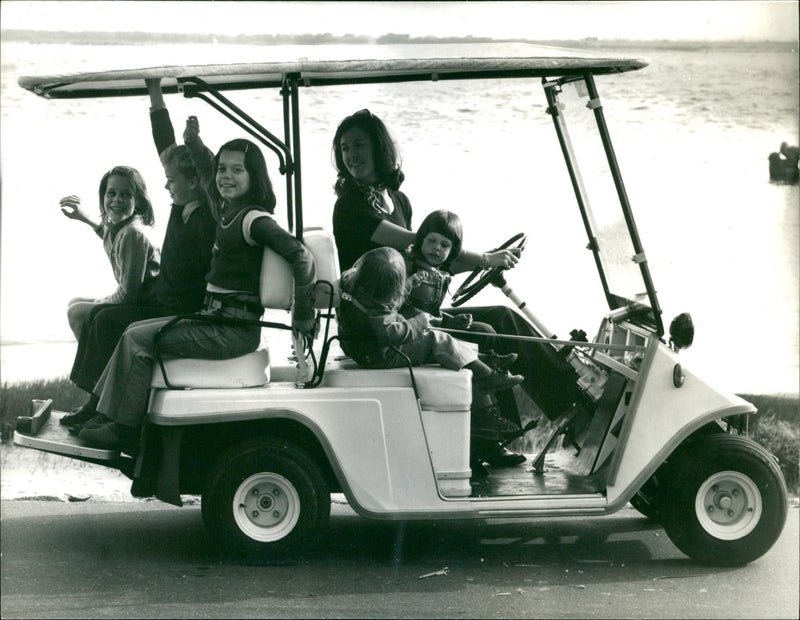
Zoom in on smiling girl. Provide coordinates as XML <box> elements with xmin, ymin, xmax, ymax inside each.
<box><xmin>75</xmin><ymin>135</ymin><xmax>317</xmax><ymax>450</ymax></box>
<box><xmin>61</xmin><ymin>166</ymin><xmax>160</xmax><ymax>340</ymax></box>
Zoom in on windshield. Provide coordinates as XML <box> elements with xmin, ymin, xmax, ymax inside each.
<box><xmin>545</xmin><ymin>76</ymin><xmax>662</xmax><ymax>334</ymax></box>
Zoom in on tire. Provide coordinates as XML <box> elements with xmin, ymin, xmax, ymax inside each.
<box><xmin>630</xmin><ymin>482</ymin><xmax>664</xmax><ymax>522</ymax></box>
<box><xmin>661</xmin><ymin>434</ymin><xmax>788</xmax><ymax>566</ymax></box>
<box><xmin>629</xmin><ymin>454</ymin><xmax>683</xmax><ymax>522</ymax></box>
<box><xmin>202</xmin><ymin>438</ymin><xmax>330</xmax><ymax>558</ymax></box>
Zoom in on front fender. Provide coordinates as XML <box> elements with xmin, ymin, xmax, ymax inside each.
<box><xmin>605</xmin><ymin>342</ymin><xmax>756</xmax><ymax>510</ymax></box>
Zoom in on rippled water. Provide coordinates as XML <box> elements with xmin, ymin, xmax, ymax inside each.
<box><xmin>1</xmin><ymin>41</ymin><xmax>798</xmax><ymax>393</ymax></box>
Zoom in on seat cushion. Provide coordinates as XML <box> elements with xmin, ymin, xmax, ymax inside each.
<box><xmin>150</xmin><ymin>349</ymin><xmax>270</xmax><ymax>389</ymax></box>
<box><xmin>321</xmin><ymin>359</ymin><xmax>472</xmax><ymax>411</ymax></box>
<box><xmin>260</xmin><ymin>228</ymin><xmax>340</xmax><ymax>310</ymax></box>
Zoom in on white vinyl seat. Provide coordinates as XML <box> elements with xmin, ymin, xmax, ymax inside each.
<box><xmin>320</xmin><ymin>359</ymin><xmax>472</xmax><ymax>411</ymax></box>
<box><xmin>150</xmin><ymin>228</ymin><xmax>339</xmax><ymax>389</ymax></box>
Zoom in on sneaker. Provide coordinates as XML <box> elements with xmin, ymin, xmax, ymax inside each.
<box><xmin>479</xmin><ymin>350</ymin><xmax>519</xmax><ymax>373</ymax></box>
<box><xmin>473</xmin><ymin>370</ymin><xmax>524</xmax><ymax>394</ymax></box>
<box><xmin>59</xmin><ymin>402</ymin><xmax>97</xmax><ymax>428</ymax></box>
<box><xmin>78</xmin><ymin>423</ymin><xmax>120</xmax><ymax>449</ymax></box>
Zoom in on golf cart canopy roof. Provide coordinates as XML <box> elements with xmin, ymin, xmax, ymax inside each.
<box><xmin>18</xmin><ymin>43</ymin><xmax>648</xmax><ymax>99</ymax></box>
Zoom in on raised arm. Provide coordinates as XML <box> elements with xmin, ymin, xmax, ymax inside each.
<box><xmin>146</xmin><ymin>78</ymin><xmax>177</xmax><ymax>157</ymax></box>
<box><xmin>183</xmin><ymin>115</ymin><xmax>217</xmax><ymax>211</ymax></box>
<box><xmin>60</xmin><ymin>195</ymin><xmax>103</xmax><ymax>236</ymax></box>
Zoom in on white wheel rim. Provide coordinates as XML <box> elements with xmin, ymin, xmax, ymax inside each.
<box><xmin>232</xmin><ymin>472</ymin><xmax>301</xmax><ymax>542</ymax></box>
<box><xmin>694</xmin><ymin>470</ymin><xmax>762</xmax><ymax>540</ymax></box>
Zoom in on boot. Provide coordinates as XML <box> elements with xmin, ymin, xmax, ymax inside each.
<box><xmin>478</xmin><ymin>350</ymin><xmax>518</xmax><ymax>373</ymax></box>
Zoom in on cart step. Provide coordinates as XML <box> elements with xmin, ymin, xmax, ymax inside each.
<box><xmin>14</xmin><ymin>409</ymin><xmax>121</xmax><ymax>462</ymax></box>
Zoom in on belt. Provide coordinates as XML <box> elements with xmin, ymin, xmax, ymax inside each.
<box><xmin>204</xmin><ymin>294</ymin><xmax>263</xmax><ymax>315</ymax></box>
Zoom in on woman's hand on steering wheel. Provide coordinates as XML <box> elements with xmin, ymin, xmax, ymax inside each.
<box><xmin>484</xmin><ymin>247</ymin><xmax>521</xmax><ymax>270</ymax></box>
<box><xmin>451</xmin><ymin>233</ymin><xmax>527</xmax><ymax>307</ymax></box>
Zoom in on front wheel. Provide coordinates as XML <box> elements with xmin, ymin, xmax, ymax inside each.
<box><xmin>202</xmin><ymin>438</ymin><xmax>330</xmax><ymax>558</ymax></box>
<box><xmin>661</xmin><ymin>434</ymin><xmax>787</xmax><ymax>566</ymax></box>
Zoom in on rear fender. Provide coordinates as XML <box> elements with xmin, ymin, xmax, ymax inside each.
<box><xmin>146</xmin><ymin>386</ymin><xmax>443</xmax><ymax>514</ymax></box>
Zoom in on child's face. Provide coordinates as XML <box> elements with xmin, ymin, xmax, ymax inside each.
<box><xmin>420</xmin><ymin>232</ymin><xmax>453</xmax><ymax>267</ymax></box>
<box><xmin>164</xmin><ymin>163</ymin><xmax>197</xmax><ymax>207</ymax></box>
<box><xmin>216</xmin><ymin>150</ymin><xmax>250</xmax><ymax>202</ymax></box>
<box><xmin>103</xmin><ymin>175</ymin><xmax>136</xmax><ymax>225</ymax></box>
<box><xmin>340</xmin><ymin>127</ymin><xmax>377</xmax><ymax>184</ymax></box>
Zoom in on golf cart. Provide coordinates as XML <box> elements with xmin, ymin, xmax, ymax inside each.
<box><xmin>14</xmin><ymin>45</ymin><xmax>788</xmax><ymax>565</ymax></box>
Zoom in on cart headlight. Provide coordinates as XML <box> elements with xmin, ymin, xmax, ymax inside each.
<box><xmin>669</xmin><ymin>312</ymin><xmax>694</xmax><ymax>350</ymax></box>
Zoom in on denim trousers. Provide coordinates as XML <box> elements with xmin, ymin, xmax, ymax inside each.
<box><xmin>93</xmin><ymin>307</ymin><xmax>261</xmax><ymax>429</ymax></box>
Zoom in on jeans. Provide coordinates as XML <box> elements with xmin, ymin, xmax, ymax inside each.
<box><xmin>93</xmin><ymin>307</ymin><xmax>261</xmax><ymax>429</ymax></box>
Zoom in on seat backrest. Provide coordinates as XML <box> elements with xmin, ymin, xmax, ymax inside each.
<box><xmin>259</xmin><ymin>227</ymin><xmax>340</xmax><ymax>310</ymax></box>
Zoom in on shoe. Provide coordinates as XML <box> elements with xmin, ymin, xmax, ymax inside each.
<box><xmin>78</xmin><ymin>423</ymin><xmax>121</xmax><ymax>449</ymax></box>
<box><xmin>479</xmin><ymin>350</ymin><xmax>518</xmax><ymax>373</ymax></box>
<box><xmin>472</xmin><ymin>405</ymin><xmax>521</xmax><ymax>437</ymax></box>
<box><xmin>60</xmin><ymin>402</ymin><xmax>97</xmax><ymax>428</ymax></box>
<box><xmin>68</xmin><ymin>414</ymin><xmax>113</xmax><ymax>436</ymax></box>
<box><xmin>81</xmin><ymin>414</ymin><xmax>112</xmax><ymax>430</ymax></box>
<box><xmin>474</xmin><ymin>370</ymin><xmax>524</xmax><ymax>394</ymax></box>
<box><xmin>484</xmin><ymin>445</ymin><xmax>527</xmax><ymax>467</ymax></box>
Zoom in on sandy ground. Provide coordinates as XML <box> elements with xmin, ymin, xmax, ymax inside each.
<box><xmin>0</xmin><ymin>443</ymin><xmax>139</xmax><ymax>503</ymax></box>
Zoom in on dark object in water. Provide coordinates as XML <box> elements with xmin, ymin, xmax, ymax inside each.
<box><xmin>768</xmin><ymin>142</ymin><xmax>799</xmax><ymax>184</ymax></box>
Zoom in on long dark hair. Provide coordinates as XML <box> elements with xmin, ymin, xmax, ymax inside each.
<box><xmin>213</xmin><ymin>139</ymin><xmax>276</xmax><ymax>213</ymax></box>
<box><xmin>98</xmin><ymin>165</ymin><xmax>154</xmax><ymax>226</ymax></box>
<box><xmin>332</xmin><ymin>109</ymin><xmax>404</xmax><ymax>197</ymax></box>
<box><xmin>412</xmin><ymin>210</ymin><xmax>463</xmax><ymax>272</ymax></box>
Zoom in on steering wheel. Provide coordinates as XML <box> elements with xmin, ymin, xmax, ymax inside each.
<box><xmin>451</xmin><ymin>233</ymin><xmax>527</xmax><ymax>307</ymax></box>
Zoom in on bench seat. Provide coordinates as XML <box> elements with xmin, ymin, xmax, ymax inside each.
<box><xmin>150</xmin><ymin>349</ymin><xmax>270</xmax><ymax>389</ymax></box>
<box><xmin>318</xmin><ymin>359</ymin><xmax>473</xmax><ymax>411</ymax></box>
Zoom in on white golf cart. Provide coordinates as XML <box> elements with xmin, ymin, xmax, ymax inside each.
<box><xmin>14</xmin><ymin>46</ymin><xmax>788</xmax><ymax>565</ymax></box>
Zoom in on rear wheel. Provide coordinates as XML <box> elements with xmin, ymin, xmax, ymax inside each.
<box><xmin>202</xmin><ymin>438</ymin><xmax>330</xmax><ymax>558</ymax></box>
<box><xmin>661</xmin><ymin>434</ymin><xmax>787</xmax><ymax>566</ymax></box>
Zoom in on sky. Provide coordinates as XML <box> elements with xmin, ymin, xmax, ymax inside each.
<box><xmin>1</xmin><ymin>0</ymin><xmax>798</xmax><ymax>42</ymax></box>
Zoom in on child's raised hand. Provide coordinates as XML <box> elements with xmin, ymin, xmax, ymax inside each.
<box><xmin>183</xmin><ymin>115</ymin><xmax>200</xmax><ymax>144</ymax></box>
<box><xmin>145</xmin><ymin>77</ymin><xmax>162</xmax><ymax>92</ymax></box>
<box><xmin>59</xmin><ymin>195</ymin><xmax>85</xmax><ymax>220</ymax></box>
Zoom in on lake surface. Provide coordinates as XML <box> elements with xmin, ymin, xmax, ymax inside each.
<box><xmin>1</xmin><ymin>41</ymin><xmax>798</xmax><ymax>394</ymax></box>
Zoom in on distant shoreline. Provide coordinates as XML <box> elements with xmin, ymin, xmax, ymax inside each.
<box><xmin>2</xmin><ymin>30</ymin><xmax>796</xmax><ymax>52</ymax></box>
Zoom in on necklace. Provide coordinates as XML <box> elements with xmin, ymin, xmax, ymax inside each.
<box><xmin>220</xmin><ymin>203</ymin><xmax>242</xmax><ymax>227</ymax></box>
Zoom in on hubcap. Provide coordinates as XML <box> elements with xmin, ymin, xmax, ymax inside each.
<box><xmin>233</xmin><ymin>472</ymin><xmax>300</xmax><ymax>542</ymax></box>
<box><xmin>695</xmin><ymin>471</ymin><xmax>762</xmax><ymax>540</ymax></box>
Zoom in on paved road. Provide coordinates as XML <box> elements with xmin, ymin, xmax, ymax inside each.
<box><xmin>1</xmin><ymin>499</ymin><xmax>797</xmax><ymax>619</ymax></box>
